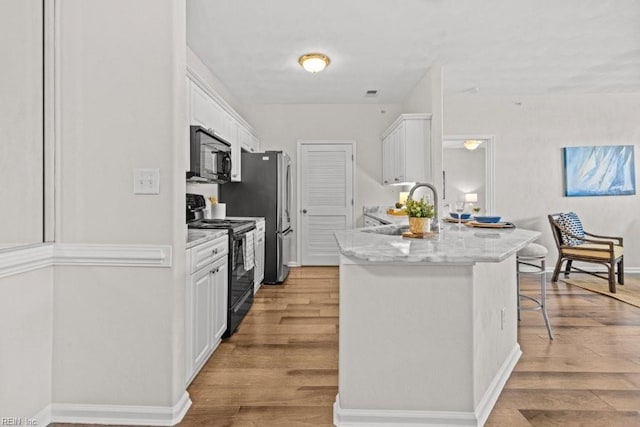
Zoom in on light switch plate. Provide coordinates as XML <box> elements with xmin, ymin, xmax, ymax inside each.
<box><xmin>133</xmin><ymin>168</ymin><xmax>160</xmax><ymax>194</ymax></box>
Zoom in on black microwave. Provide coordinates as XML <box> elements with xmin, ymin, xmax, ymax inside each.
<box><xmin>187</xmin><ymin>125</ymin><xmax>232</xmax><ymax>184</ymax></box>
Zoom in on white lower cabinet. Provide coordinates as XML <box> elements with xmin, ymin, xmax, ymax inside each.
<box><xmin>186</xmin><ymin>235</ymin><xmax>228</xmax><ymax>386</ymax></box>
<box><xmin>254</xmin><ymin>219</ymin><xmax>266</xmax><ymax>294</ymax></box>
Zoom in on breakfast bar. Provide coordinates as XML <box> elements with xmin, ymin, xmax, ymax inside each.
<box><xmin>333</xmin><ymin>223</ymin><xmax>540</xmax><ymax>426</ymax></box>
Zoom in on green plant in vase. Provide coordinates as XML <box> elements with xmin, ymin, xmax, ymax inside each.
<box><xmin>472</xmin><ymin>206</ymin><xmax>481</xmax><ymax>216</ymax></box>
<box><xmin>405</xmin><ymin>197</ymin><xmax>434</xmax><ymax>234</ymax></box>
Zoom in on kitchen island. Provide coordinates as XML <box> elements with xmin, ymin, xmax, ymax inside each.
<box><xmin>333</xmin><ymin>223</ymin><xmax>540</xmax><ymax>426</ymax></box>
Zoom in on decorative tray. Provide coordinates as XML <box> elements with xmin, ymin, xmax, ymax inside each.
<box><xmin>386</xmin><ymin>209</ymin><xmax>408</xmax><ymax>216</ymax></box>
<box><xmin>442</xmin><ymin>217</ymin><xmax>472</xmax><ymax>223</ymax></box>
<box><xmin>465</xmin><ymin>221</ymin><xmax>515</xmax><ymax>229</ymax></box>
<box><xmin>402</xmin><ymin>231</ymin><xmax>435</xmax><ymax>239</ymax></box>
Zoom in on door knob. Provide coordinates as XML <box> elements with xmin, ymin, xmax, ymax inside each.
<box><xmin>302</xmin><ymin>209</ymin><xmax>307</xmax><ymax>214</ymax></box>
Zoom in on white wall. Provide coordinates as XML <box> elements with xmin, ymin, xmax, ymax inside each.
<box><xmin>0</xmin><ymin>268</ymin><xmax>52</xmax><ymax>418</ymax></box>
<box><xmin>445</xmin><ymin>93</ymin><xmax>640</xmax><ymax>268</ymax></box>
<box><xmin>52</xmin><ymin>0</ymin><xmax>187</xmax><ymax>409</ymax></box>
<box><xmin>442</xmin><ymin>147</ymin><xmax>486</xmax><ymax>211</ymax></box>
<box><xmin>243</xmin><ymin>103</ymin><xmax>404</xmax><ymax>263</ymax></box>
<box><xmin>0</xmin><ymin>0</ymin><xmax>43</xmax><ymax>246</ymax></box>
<box><xmin>401</xmin><ymin>66</ymin><xmax>444</xmax><ymax>213</ymax></box>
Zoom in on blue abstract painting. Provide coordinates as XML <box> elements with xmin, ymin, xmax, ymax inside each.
<box><xmin>564</xmin><ymin>145</ymin><xmax>636</xmax><ymax>197</ymax></box>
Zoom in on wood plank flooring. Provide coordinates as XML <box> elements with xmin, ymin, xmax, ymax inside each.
<box><xmin>181</xmin><ymin>267</ymin><xmax>339</xmax><ymax>426</ymax></box>
<box><xmin>53</xmin><ymin>267</ymin><xmax>640</xmax><ymax>426</ymax></box>
<box><xmin>181</xmin><ymin>267</ymin><xmax>640</xmax><ymax>426</ymax></box>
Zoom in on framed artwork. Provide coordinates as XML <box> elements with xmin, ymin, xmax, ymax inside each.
<box><xmin>563</xmin><ymin>145</ymin><xmax>636</xmax><ymax>197</ymax></box>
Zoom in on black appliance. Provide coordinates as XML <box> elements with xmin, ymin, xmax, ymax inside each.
<box><xmin>187</xmin><ymin>125</ymin><xmax>232</xmax><ymax>184</ymax></box>
<box><xmin>220</xmin><ymin>151</ymin><xmax>292</xmax><ymax>283</ymax></box>
<box><xmin>186</xmin><ymin>194</ymin><xmax>255</xmax><ymax>337</ymax></box>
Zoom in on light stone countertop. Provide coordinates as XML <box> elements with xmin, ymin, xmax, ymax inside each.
<box><xmin>334</xmin><ymin>223</ymin><xmax>540</xmax><ymax>263</ymax></box>
<box><xmin>186</xmin><ymin>229</ymin><xmax>227</xmax><ymax>249</ymax></box>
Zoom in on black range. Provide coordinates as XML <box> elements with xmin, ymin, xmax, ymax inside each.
<box><xmin>187</xmin><ymin>195</ymin><xmax>255</xmax><ymax>337</ymax></box>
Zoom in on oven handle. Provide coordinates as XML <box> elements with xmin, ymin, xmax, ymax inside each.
<box><xmin>233</xmin><ymin>291</ymin><xmax>251</xmax><ymax>313</ymax></box>
<box><xmin>232</xmin><ymin>226</ymin><xmax>257</xmax><ymax>241</ymax></box>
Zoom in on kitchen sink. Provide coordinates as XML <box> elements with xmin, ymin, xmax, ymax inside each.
<box><xmin>361</xmin><ymin>225</ymin><xmax>410</xmax><ymax>236</ymax></box>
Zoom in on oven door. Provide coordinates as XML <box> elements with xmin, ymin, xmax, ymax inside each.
<box><xmin>229</xmin><ymin>229</ymin><xmax>255</xmax><ymax>309</ymax></box>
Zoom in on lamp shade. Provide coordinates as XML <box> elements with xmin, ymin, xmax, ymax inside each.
<box><xmin>464</xmin><ymin>193</ymin><xmax>478</xmax><ymax>203</ymax></box>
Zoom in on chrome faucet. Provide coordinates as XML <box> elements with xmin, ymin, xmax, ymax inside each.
<box><xmin>408</xmin><ymin>182</ymin><xmax>439</xmax><ymax>231</ymax></box>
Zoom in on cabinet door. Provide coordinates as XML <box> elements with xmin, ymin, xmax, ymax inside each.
<box><xmin>189</xmin><ymin>81</ymin><xmax>216</xmax><ymax>129</ymax></box>
<box><xmin>382</xmin><ymin>137</ymin><xmax>392</xmax><ymax>185</ymax></box>
<box><xmin>211</xmin><ymin>256</ymin><xmax>228</xmax><ymax>343</ymax></box>
<box><xmin>191</xmin><ymin>266</ymin><xmax>212</xmax><ymax>371</ymax></box>
<box><xmin>394</xmin><ymin>125</ymin><xmax>406</xmax><ymax>184</ymax></box>
<box><xmin>231</xmin><ymin>130</ymin><xmax>242</xmax><ymax>182</ymax></box>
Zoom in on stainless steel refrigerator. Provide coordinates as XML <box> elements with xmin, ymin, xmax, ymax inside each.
<box><xmin>220</xmin><ymin>151</ymin><xmax>292</xmax><ymax>283</ymax></box>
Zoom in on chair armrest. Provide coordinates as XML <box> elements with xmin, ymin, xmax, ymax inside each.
<box><xmin>556</xmin><ymin>225</ymin><xmax>615</xmax><ymax>250</ymax></box>
<box><xmin>584</xmin><ymin>231</ymin><xmax>623</xmax><ymax>246</ymax></box>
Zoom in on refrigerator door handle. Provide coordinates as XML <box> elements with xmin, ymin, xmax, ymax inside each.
<box><xmin>285</xmin><ymin>162</ymin><xmax>291</xmax><ymax>224</ymax></box>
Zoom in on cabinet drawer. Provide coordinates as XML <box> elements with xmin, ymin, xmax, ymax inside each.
<box><xmin>191</xmin><ymin>235</ymin><xmax>228</xmax><ymax>273</ymax></box>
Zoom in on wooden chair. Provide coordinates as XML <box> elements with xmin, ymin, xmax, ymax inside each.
<box><xmin>548</xmin><ymin>213</ymin><xmax>624</xmax><ymax>293</ymax></box>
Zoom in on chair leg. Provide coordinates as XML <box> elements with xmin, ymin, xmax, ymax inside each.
<box><xmin>608</xmin><ymin>264</ymin><xmax>616</xmax><ymax>293</ymax></box>
<box><xmin>540</xmin><ymin>260</ymin><xmax>553</xmax><ymax>340</ymax></box>
<box><xmin>551</xmin><ymin>257</ymin><xmax>563</xmax><ymax>282</ymax></box>
<box><xmin>618</xmin><ymin>257</ymin><xmax>624</xmax><ymax>285</ymax></box>
<box><xmin>563</xmin><ymin>260</ymin><xmax>573</xmax><ymax>277</ymax></box>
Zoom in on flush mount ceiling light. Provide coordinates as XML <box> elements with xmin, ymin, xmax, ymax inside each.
<box><xmin>298</xmin><ymin>53</ymin><xmax>330</xmax><ymax>73</ymax></box>
<box><xmin>463</xmin><ymin>140</ymin><xmax>482</xmax><ymax>150</ymax></box>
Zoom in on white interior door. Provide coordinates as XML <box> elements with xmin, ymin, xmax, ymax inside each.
<box><xmin>298</xmin><ymin>142</ymin><xmax>354</xmax><ymax>266</ymax></box>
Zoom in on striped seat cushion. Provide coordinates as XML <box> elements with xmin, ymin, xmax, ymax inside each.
<box><xmin>562</xmin><ymin>243</ymin><xmax>623</xmax><ymax>260</ymax></box>
<box><xmin>557</xmin><ymin>212</ymin><xmax>585</xmax><ymax>246</ymax></box>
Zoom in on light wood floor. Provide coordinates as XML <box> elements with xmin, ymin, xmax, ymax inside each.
<box><xmin>181</xmin><ymin>267</ymin><xmax>640</xmax><ymax>426</ymax></box>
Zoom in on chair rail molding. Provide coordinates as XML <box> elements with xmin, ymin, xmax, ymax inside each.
<box><xmin>0</xmin><ymin>243</ymin><xmax>172</xmax><ymax>279</ymax></box>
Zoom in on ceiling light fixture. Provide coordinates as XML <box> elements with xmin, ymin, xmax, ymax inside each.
<box><xmin>463</xmin><ymin>140</ymin><xmax>482</xmax><ymax>151</ymax></box>
<box><xmin>298</xmin><ymin>53</ymin><xmax>330</xmax><ymax>73</ymax></box>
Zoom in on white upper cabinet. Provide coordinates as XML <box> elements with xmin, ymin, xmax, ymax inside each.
<box><xmin>187</xmin><ymin>77</ymin><xmax>258</xmax><ymax>182</ymax></box>
<box><xmin>381</xmin><ymin>114</ymin><xmax>432</xmax><ymax>186</ymax></box>
<box><xmin>189</xmin><ymin>80</ymin><xmax>217</xmax><ymax>130</ymax></box>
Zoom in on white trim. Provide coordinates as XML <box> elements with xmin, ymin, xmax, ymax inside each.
<box><xmin>474</xmin><ymin>343</ymin><xmax>522</xmax><ymax>426</ymax></box>
<box><xmin>296</xmin><ymin>140</ymin><xmax>356</xmax><ymax>267</ymax></box>
<box><xmin>334</xmin><ymin>398</ymin><xmax>477</xmax><ymax>426</ymax></box>
<box><xmin>54</xmin><ymin>244</ymin><xmax>172</xmax><ymax>267</ymax></box>
<box><xmin>0</xmin><ymin>244</ymin><xmax>53</xmax><ymax>279</ymax></box>
<box><xmin>44</xmin><ymin>0</ymin><xmax>56</xmax><ymax>242</ymax></box>
<box><xmin>46</xmin><ymin>391</ymin><xmax>191</xmax><ymax>426</ymax></box>
<box><xmin>0</xmin><ymin>243</ymin><xmax>172</xmax><ymax>279</ymax></box>
<box><xmin>333</xmin><ymin>344</ymin><xmax>521</xmax><ymax>426</ymax></box>
<box><xmin>443</xmin><ymin>135</ymin><xmax>496</xmax><ymax>215</ymax></box>
<box><xmin>33</xmin><ymin>403</ymin><xmax>53</xmax><ymax>426</ymax></box>
<box><xmin>185</xmin><ymin>65</ymin><xmax>256</xmax><ymax>137</ymax></box>
<box><xmin>381</xmin><ymin>113</ymin><xmax>433</xmax><ymax>139</ymax></box>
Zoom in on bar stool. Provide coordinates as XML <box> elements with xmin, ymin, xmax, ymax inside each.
<box><xmin>517</xmin><ymin>243</ymin><xmax>553</xmax><ymax>339</ymax></box>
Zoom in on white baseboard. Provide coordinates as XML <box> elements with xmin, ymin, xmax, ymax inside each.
<box><xmin>40</xmin><ymin>392</ymin><xmax>191</xmax><ymax>426</ymax></box>
<box><xmin>333</xmin><ymin>344</ymin><xmax>522</xmax><ymax>426</ymax></box>
<box><xmin>474</xmin><ymin>344</ymin><xmax>522</xmax><ymax>426</ymax></box>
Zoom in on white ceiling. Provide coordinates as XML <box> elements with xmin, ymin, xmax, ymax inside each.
<box><xmin>187</xmin><ymin>0</ymin><xmax>640</xmax><ymax>104</ymax></box>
